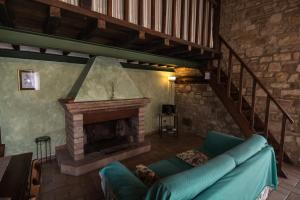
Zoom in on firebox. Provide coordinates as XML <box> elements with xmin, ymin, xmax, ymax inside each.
<box><xmin>83</xmin><ymin>110</ymin><xmax>139</xmax><ymax>154</ymax></box>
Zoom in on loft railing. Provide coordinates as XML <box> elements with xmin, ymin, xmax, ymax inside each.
<box><xmin>217</xmin><ymin>35</ymin><xmax>294</xmax><ymax>171</ymax></box>
<box><xmin>59</xmin><ymin>0</ymin><xmax>220</xmax><ymax>50</ymax></box>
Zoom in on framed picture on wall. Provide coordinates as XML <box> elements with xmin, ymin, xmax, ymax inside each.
<box><xmin>18</xmin><ymin>70</ymin><xmax>40</xmax><ymax>90</ymax></box>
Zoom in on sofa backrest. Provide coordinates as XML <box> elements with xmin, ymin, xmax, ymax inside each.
<box><xmin>201</xmin><ymin>130</ymin><xmax>244</xmax><ymax>157</ymax></box>
<box><xmin>144</xmin><ymin>154</ymin><xmax>236</xmax><ymax>200</ymax></box>
<box><xmin>225</xmin><ymin>134</ymin><xmax>267</xmax><ymax>165</ymax></box>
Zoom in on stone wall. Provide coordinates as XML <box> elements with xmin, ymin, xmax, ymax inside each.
<box><xmin>220</xmin><ymin>0</ymin><xmax>300</xmax><ymax>165</ymax></box>
<box><xmin>175</xmin><ymin>67</ymin><xmax>241</xmax><ymax>138</ymax></box>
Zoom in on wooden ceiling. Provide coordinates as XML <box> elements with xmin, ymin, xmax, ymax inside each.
<box><xmin>0</xmin><ymin>0</ymin><xmax>220</xmax><ymax>62</ymax></box>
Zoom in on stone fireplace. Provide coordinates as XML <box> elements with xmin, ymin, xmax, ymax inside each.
<box><xmin>56</xmin><ymin>56</ymin><xmax>152</xmax><ymax>175</ymax></box>
<box><xmin>56</xmin><ymin>98</ymin><xmax>150</xmax><ymax>175</ymax></box>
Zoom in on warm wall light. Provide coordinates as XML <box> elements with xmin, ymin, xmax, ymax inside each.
<box><xmin>168</xmin><ymin>76</ymin><xmax>176</xmax><ymax>81</ymax></box>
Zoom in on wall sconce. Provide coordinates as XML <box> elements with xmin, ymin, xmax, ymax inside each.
<box><xmin>18</xmin><ymin>69</ymin><xmax>40</xmax><ymax>90</ymax></box>
<box><xmin>168</xmin><ymin>76</ymin><xmax>176</xmax><ymax>82</ymax></box>
<box><xmin>168</xmin><ymin>76</ymin><xmax>176</xmax><ymax>104</ymax></box>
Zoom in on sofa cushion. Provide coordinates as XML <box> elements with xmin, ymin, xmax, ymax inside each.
<box><xmin>144</xmin><ymin>154</ymin><xmax>236</xmax><ymax>200</ymax></box>
<box><xmin>99</xmin><ymin>162</ymin><xmax>147</xmax><ymax>200</ymax></box>
<box><xmin>201</xmin><ymin>130</ymin><xmax>244</xmax><ymax>157</ymax></box>
<box><xmin>148</xmin><ymin>157</ymin><xmax>192</xmax><ymax>178</ymax></box>
<box><xmin>226</xmin><ymin>134</ymin><xmax>267</xmax><ymax>165</ymax></box>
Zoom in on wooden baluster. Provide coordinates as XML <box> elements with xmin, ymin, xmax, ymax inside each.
<box><xmin>107</xmin><ymin>0</ymin><xmax>112</xmax><ymax>17</ymax></box>
<box><xmin>138</xmin><ymin>0</ymin><xmax>144</xmax><ymax>26</ymax></box>
<box><xmin>172</xmin><ymin>0</ymin><xmax>177</xmax><ymax>37</ymax></box>
<box><xmin>217</xmin><ymin>40</ymin><xmax>222</xmax><ymax>83</ymax></box>
<box><xmin>188</xmin><ymin>0</ymin><xmax>193</xmax><ymax>41</ymax></box>
<box><xmin>201</xmin><ymin>0</ymin><xmax>207</xmax><ymax>46</ymax></box>
<box><xmin>180</xmin><ymin>0</ymin><xmax>186</xmax><ymax>39</ymax></box>
<box><xmin>213</xmin><ymin>0</ymin><xmax>221</xmax><ymax>50</ymax></box>
<box><xmin>151</xmin><ymin>0</ymin><xmax>156</xmax><ymax>30</ymax></box>
<box><xmin>238</xmin><ymin>65</ymin><xmax>244</xmax><ymax>112</ymax></box>
<box><xmin>227</xmin><ymin>51</ymin><xmax>232</xmax><ymax>97</ymax></box>
<box><xmin>162</xmin><ymin>0</ymin><xmax>167</xmax><ymax>33</ymax></box>
<box><xmin>206</xmin><ymin>1</ymin><xmax>212</xmax><ymax>47</ymax></box>
<box><xmin>264</xmin><ymin>96</ymin><xmax>271</xmax><ymax>139</ymax></box>
<box><xmin>124</xmin><ymin>0</ymin><xmax>129</xmax><ymax>21</ymax></box>
<box><xmin>278</xmin><ymin>115</ymin><xmax>287</xmax><ymax>171</ymax></box>
<box><xmin>195</xmin><ymin>0</ymin><xmax>200</xmax><ymax>44</ymax></box>
<box><xmin>250</xmin><ymin>80</ymin><xmax>257</xmax><ymax>129</ymax></box>
<box><xmin>79</xmin><ymin>0</ymin><xmax>92</xmax><ymax>10</ymax></box>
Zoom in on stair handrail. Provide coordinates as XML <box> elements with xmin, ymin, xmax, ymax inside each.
<box><xmin>217</xmin><ymin>35</ymin><xmax>295</xmax><ymax>173</ymax></box>
<box><xmin>219</xmin><ymin>35</ymin><xmax>294</xmax><ymax>124</ymax></box>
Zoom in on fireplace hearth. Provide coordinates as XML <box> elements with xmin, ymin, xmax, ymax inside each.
<box><xmin>56</xmin><ymin>98</ymin><xmax>151</xmax><ymax>176</ymax></box>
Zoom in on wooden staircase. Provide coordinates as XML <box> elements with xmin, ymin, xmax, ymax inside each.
<box><xmin>206</xmin><ymin>35</ymin><xmax>294</xmax><ymax>177</ymax></box>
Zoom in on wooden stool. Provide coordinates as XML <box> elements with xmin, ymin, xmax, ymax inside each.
<box><xmin>35</xmin><ymin>136</ymin><xmax>51</xmax><ymax>163</ymax></box>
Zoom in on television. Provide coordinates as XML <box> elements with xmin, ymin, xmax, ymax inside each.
<box><xmin>162</xmin><ymin>104</ymin><xmax>176</xmax><ymax>115</ymax></box>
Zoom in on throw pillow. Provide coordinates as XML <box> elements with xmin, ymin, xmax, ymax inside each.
<box><xmin>176</xmin><ymin>149</ymin><xmax>209</xmax><ymax>167</ymax></box>
<box><xmin>135</xmin><ymin>164</ymin><xmax>159</xmax><ymax>186</ymax></box>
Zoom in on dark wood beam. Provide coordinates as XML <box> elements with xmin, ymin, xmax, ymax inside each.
<box><xmin>0</xmin><ymin>0</ymin><xmax>14</xmax><ymax>27</ymax></box>
<box><xmin>0</xmin><ymin>49</ymin><xmax>88</xmax><ymax>64</ymax></box>
<box><xmin>165</xmin><ymin>45</ymin><xmax>192</xmax><ymax>56</ymax></box>
<box><xmin>79</xmin><ymin>0</ymin><xmax>92</xmax><ymax>10</ymax></box>
<box><xmin>77</xmin><ymin>18</ymin><xmax>106</xmax><ymax>40</ymax></box>
<box><xmin>119</xmin><ymin>31</ymin><xmax>146</xmax><ymax>48</ymax></box>
<box><xmin>142</xmin><ymin>38</ymin><xmax>171</xmax><ymax>52</ymax></box>
<box><xmin>44</xmin><ymin>6</ymin><xmax>61</xmax><ymax>34</ymax></box>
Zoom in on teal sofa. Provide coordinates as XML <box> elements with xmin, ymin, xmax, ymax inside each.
<box><xmin>99</xmin><ymin>131</ymin><xmax>278</xmax><ymax>200</ymax></box>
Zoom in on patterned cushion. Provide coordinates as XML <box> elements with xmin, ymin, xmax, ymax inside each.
<box><xmin>135</xmin><ymin>164</ymin><xmax>159</xmax><ymax>186</ymax></box>
<box><xmin>176</xmin><ymin>150</ymin><xmax>209</xmax><ymax>167</ymax></box>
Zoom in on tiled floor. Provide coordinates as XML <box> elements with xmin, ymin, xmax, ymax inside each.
<box><xmin>39</xmin><ymin>133</ymin><xmax>300</xmax><ymax>200</ymax></box>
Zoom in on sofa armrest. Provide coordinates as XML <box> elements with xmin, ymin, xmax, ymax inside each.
<box><xmin>99</xmin><ymin>162</ymin><xmax>147</xmax><ymax>200</ymax></box>
<box><xmin>200</xmin><ymin>130</ymin><xmax>244</xmax><ymax>157</ymax></box>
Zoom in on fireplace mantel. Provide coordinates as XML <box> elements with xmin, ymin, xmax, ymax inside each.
<box><xmin>59</xmin><ymin>98</ymin><xmax>150</xmax><ymax>114</ymax></box>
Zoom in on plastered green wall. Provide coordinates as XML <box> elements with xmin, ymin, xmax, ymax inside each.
<box><xmin>0</xmin><ymin>57</ymin><xmax>174</xmax><ymax>157</ymax></box>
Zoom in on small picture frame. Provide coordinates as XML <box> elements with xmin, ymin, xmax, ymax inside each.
<box><xmin>18</xmin><ymin>70</ymin><xmax>40</xmax><ymax>90</ymax></box>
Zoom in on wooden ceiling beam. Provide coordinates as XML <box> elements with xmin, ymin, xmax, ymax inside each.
<box><xmin>44</xmin><ymin>6</ymin><xmax>61</xmax><ymax>34</ymax></box>
<box><xmin>78</xmin><ymin>18</ymin><xmax>106</xmax><ymax>40</ymax></box>
<box><xmin>142</xmin><ymin>38</ymin><xmax>172</xmax><ymax>52</ymax></box>
<box><xmin>165</xmin><ymin>45</ymin><xmax>192</xmax><ymax>56</ymax></box>
<box><xmin>119</xmin><ymin>31</ymin><xmax>146</xmax><ymax>48</ymax></box>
